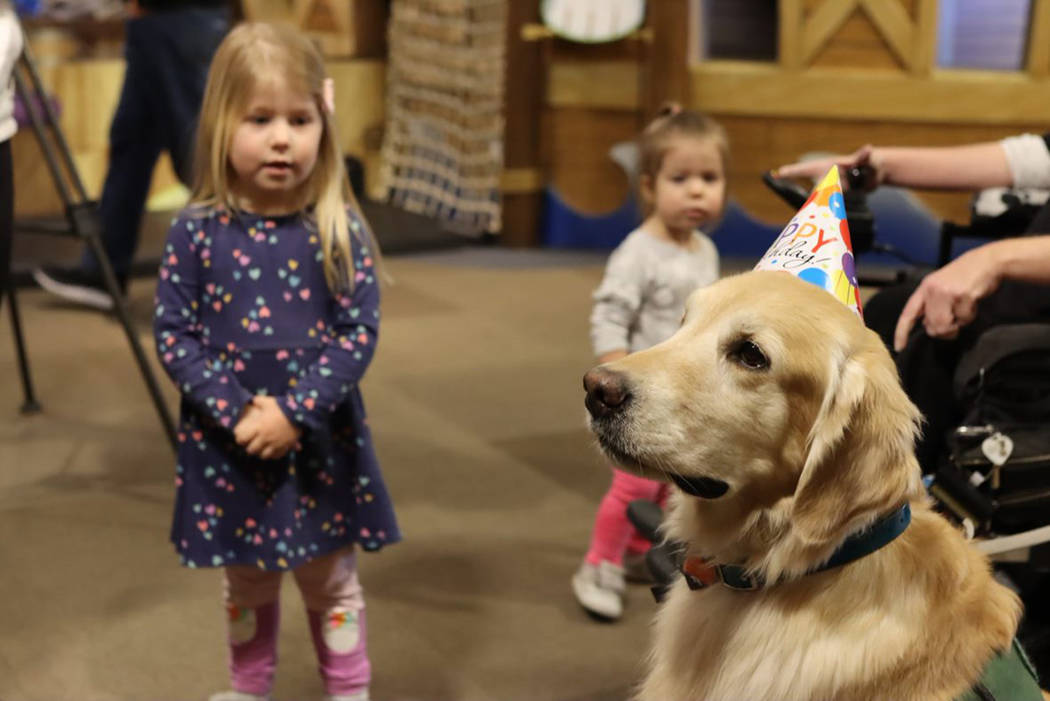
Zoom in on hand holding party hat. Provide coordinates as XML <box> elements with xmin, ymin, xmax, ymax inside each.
<box><xmin>754</xmin><ymin>166</ymin><xmax>862</xmax><ymax>317</ymax></box>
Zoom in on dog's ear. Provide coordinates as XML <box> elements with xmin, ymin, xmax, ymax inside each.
<box><xmin>791</xmin><ymin>343</ymin><xmax>921</xmax><ymax>549</ymax></box>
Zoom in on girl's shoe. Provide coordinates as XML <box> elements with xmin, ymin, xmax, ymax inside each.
<box><xmin>208</xmin><ymin>692</ymin><xmax>272</xmax><ymax>701</ymax></box>
<box><xmin>571</xmin><ymin>559</ymin><xmax>625</xmax><ymax>620</ymax></box>
<box><xmin>324</xmin><ymin>693</ymin><xmax>369</xmax><ymax>701</ymax></box>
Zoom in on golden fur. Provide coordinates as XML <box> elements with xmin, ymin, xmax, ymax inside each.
<box><xmin>586</xmin><ymin>271</ymin><xmax>1021</xmax><ymax>701</ymax></box>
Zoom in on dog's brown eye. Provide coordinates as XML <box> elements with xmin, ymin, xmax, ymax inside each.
<box><xmin>731</xmin><ymin>340</ymin><xmax>769</xmax><ymax>370</ymax></box>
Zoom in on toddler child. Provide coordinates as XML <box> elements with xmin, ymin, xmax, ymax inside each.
<box><xmin>572</xmin><ymin>105</ymin><xmax>729</xmax><ymax>620</ymax></box>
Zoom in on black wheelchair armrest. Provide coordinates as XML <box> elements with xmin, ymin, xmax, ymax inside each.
<box><xmin>627</xmin><ymin>499</ymin><xmax>688</xmax><ymax>602</ymax></box>
<box><xmin>627</xmin><ymin>498</ymin><xmax>664</xmax><ymax>542</ymax></box>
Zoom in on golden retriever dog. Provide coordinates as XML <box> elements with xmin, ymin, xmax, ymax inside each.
<box><xmin>583</xmin><ymin>270</ymin><xmax>1022</xmax><ymax>701</ymax></box>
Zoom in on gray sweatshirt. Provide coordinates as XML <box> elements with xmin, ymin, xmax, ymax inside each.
<box><xmin>590</xmin><ymin>228</ymin><xmax>719</xmax><ymax>357</ymax></box>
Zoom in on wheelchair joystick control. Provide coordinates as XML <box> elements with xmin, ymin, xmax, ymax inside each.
<box><xmin>762</xmin><ymin>166</ymin><xmax>875</xmax><ymax>255</ymax></box>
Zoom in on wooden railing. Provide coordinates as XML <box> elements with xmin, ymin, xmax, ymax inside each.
<box><xmin>691</xmin><ymin>0</ymin><xmax>1050</xmax><ymax>125</ymax></box>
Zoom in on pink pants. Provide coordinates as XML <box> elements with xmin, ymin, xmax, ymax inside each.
<box><xmin>222</xmin><ymin>546</ymin><xmax>370</xmax><ymax>697</ymax></box>
<box><xmin>585</xmin><ymin>466</ymin><xmax>667</xmax><ymax>566</ymax></box>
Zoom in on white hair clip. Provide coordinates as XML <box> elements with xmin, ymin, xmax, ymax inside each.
<box><xmin>323</xmin><ymin>78</ymin><xmax>335</xmax><ymax>115</ymax></box>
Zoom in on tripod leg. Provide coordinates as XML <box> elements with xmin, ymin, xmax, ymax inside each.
<box><xmin>13</xmin><ymin>26</ymin><xmax>178</xmax><ymax>452</ymax></box>
<box><xmin>83</xmin><ymin>230</ymin><xmax>178</xmax><ymax>450</ymax></box>
<box><xmin>6</xmin><ymin>282</ymin><xmax>42</xmax><ymax>414</ymax></box>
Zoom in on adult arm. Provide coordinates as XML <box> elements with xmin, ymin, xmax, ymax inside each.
<box><xmin>894</xmin><ymin>235</ymin><xmax>1050</xmax><ymax>350</ymax></box>
<box><xmin>775</xmin><ymin>142</ymin><xmax>1014</xmax><ymax>192</ymax></box>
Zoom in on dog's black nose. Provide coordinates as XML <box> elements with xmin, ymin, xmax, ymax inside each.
<box><xmin>583</xmin><ymin>367</ymin><xmax>631</xmax><ymax>418</ymax></box>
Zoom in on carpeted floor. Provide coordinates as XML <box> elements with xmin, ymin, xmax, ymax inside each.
<box><xmin>0</xmin><ymin>247</ymin><xmax>655</xmax><ymax>701</ymax></box>
<box><xmin>6</xmin><ymin>239</ymin><xmax>1050</xmax><ymax>701</ymax></box>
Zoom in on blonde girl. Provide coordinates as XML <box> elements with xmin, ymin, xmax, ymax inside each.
<box><xmin>572</xmin><ymin>105</ymin><xmax>729</xmax><ymax>621</ymax></box>
<box><xmin>153</xmin><ymin>22</ymin><xmax>398</xmax><ymax>701</ymax></box>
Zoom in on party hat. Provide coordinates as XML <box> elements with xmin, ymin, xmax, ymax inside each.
<box><xmin>754</xmin><ymin>166</ymin><xmax>862</xmax><ymax>317</ymax></box>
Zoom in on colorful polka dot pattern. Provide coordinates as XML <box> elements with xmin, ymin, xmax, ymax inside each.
<box><xmin>754</xmin><ymin>166</ymin><xmax>863</xmax><ymax>317</ymax></box>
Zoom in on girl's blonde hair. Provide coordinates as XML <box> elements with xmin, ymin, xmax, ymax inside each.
<box><xmin>190</xmin><ymin>21</ymin><xmax>379</xmax><ymax>292</ymax></box>
<box><xmin>638</xmin><ymin>103</ymin><xmax>730</xmax><ymax>209</ymax></box>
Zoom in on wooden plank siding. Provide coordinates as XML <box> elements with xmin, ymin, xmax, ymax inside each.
<box><xmin>538</xmin><ymin>0</ymin><xmax>1050</xmax><ymax>230</ymax></box>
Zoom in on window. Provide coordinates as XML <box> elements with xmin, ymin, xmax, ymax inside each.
<box><xmin>937</xmin><ymin>0</ymin><xmax>1032</xmax><ymax>70</ymax></box>
<box><xmin>697</xmin><ymin>0</ymin><xmax>777</xmax><ymax>62</ymax></box>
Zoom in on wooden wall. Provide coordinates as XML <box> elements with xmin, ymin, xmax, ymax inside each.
<box><xmin>12</xmin><ymin>6</ymin><xmax>387</xmax><ymax>219</ymax></box>
<box><xmin>12</xmin><ymin>27</ymin><xmax>128</xmax><ymax>218</ymax></box>
<box><xmin>527</xmin><ymin>0</ymin><xmax>1050</xmax><ymax>239</ymax></box>
<box><xmin>20</xmin><ymin>2</ymin><xmax>1050</xmax><ymax>241</ymax></box>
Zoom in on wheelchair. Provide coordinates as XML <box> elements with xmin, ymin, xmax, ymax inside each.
<box><xmin>766</xmin><ymin>166</ymin><xmax>1050</xmax><ymax>555</ymax></box>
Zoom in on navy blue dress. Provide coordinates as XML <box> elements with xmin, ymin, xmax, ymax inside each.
<box><xmin>153</xmin><ymin>206</ymin><xmax>400</xmax><ymax>570</ymax></box>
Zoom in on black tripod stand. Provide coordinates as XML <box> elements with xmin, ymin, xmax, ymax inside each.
<box><xmin>7</xmin><ymin>25</ymin><xmax>176</xmax><ymax>451</ymax></box>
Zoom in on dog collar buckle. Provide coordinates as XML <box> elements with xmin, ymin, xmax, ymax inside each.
<box><xmin>681</xmin><ymin>557</ymin><xmax>762</xmax><ymax>591</ymax></box>
<box><xmin>681</xmin><ymin>557</ymin><xmax>718</xmax><ymax>590</ymax></box>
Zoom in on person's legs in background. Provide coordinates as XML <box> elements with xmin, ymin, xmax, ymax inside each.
<box><xmin>572</xmin><ymin>467</ymin><xmax>666</xmax><ymax>620</ymax></box>
<box><xmin>33</xmin><ymin>7</ymin><xmax>228</xmax><ymax>310</ymax></box>
<box><xmin>294</xmin><ymin>547</ymin><xmax>370</xmax><ymax>701</ymax></box>
<box><xmin>87</xmin><ymin>6</ymin><xmax>227</xmax><ymax>280</ymax></box>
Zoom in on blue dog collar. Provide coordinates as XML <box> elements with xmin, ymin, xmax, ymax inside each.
<box><xmin>682</xmin><ymin>503</ymin><xmax>912</xmax><ymax>592</ymax></box>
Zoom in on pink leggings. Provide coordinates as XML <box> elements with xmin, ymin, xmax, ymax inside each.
<box><xmin>585</xmin><ymin>467</ymin><xmax>667</xmax><ymax>566</ymax></box>
<box><xmin>222</xmin><ymin>546</ymin><xmax>370</xmax><ymax>697</ymax></box>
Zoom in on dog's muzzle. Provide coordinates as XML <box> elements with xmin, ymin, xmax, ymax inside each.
<box><xmin>583</xmin><ymin>367</ymin><xmax>731</xmax><ymax>499</ymax></box>
<box><xmin>583</xmin><ymin>367</ymin><xmax>631</xmax><ymax>419</ymax></box>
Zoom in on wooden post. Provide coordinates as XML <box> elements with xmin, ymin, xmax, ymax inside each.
<box><xmin>913</xmin><ymin>0</ymin><xmax>938</xmax><ymax>77</ymax></box>
<box><xmin>501</xmin><ymin>1</ymin><xmax>544</xmax><ymax>247</ymax></box>
<box><xmin>641</xmin><ymin>0</ymin><xmax>691</xmax><ymax>120</ymax></box>
<box><xmin>1028</xmin><ymin>0</ymin><xmax>1050</xmax><ymax>78</ymax></box>
<box><xmin>779</xmin><ymin>0</ymin><xmax>803</xmax><ymax>70</ymax></box>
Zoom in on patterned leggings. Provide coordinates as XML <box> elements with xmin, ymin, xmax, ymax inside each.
<box><xmin>222</xmin><ymin>546</ymin><xmax>369</xmax><ymax>697</ymax></box>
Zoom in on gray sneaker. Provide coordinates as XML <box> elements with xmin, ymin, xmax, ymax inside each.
<box><xmin>32</xmin><ymin>265</ymin><xmax>126</xmax><ymax>311</ymax></box>
<box><xmin>571</xmin><ymin>559</ymin><xmax>625</xmax><ymax>620</ymax></box>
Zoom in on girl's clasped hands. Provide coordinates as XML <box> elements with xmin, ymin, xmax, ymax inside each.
<box><xmin>233</xmin><ymin>395</ymin><xmax>301</xmax><ymax>460</ymax></box>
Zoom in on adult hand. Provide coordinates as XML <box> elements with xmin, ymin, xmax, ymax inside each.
<box><xmin>893</xmin><ymin>246</ymin><xmax>1003</xmax><ymax>350</ymax></box>
<box><xmin>775</xmin><ymin>145</ymin><xmax>881</xmax><ymax>190</ymax></box>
